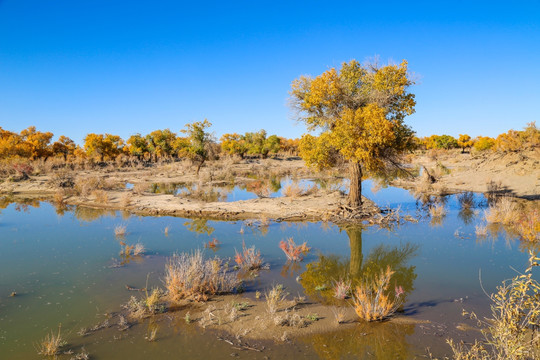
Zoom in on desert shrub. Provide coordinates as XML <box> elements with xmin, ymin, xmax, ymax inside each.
<box><xmin>474</xmin><ymin>136</ymin><xmax>496</xmax><ymax>152</ymax></box>
<box><xmin>484</xmin><ymin>197</ymin><xmax>519</xmax><ymax>225</ymax></box>
<box><xmin>333</xmin><ymin>279</ymin><xmax>351</xmax><ymax>299</ymax></box>
<box><xmin>164</xmin><ymin>250</ymin><xmax>241</xmax><ymax>302</ymax></box>
<box><xmin>50</xmin><ymin>169</ymin><xmax>74</xmax><ymax>188</ymax></box>
<box><xmin>234</xmin><ymin>241</ymin><xmax>263</xmax><ymax>270</ymax></box>
<box><xmin>124</xmin><ymin>288</ymin><xmax>165</xmax><ymax>319</ymax></box>
<box><xmin>74</xmin><ymin>176</ymin><xmax>122</xmax><ymax>196</ymax></box>
<box><xmin>515</xmin><ymin>209</ymin><xmax>540</xmax><ymax>243</ymax></box>
<box><xmin>429</xmin><ymin>203</ymin><xmax>446</xmax><ymax>219</ymax></box>
<box><xmin>448</xmin><ymin>251</ymin><xmax>540</xmax><ymax>359</ymax></box>
<box><xmin>265</xmin><ymin>284</ymin><xmax>288</xmax><ymax>314</ymax></box>
<box><xmin>352</xmin><ymin>266</ymin><xmax>404</xmax><ymax>321</ymax></box>
<box><xmin>11</xmin><ymin>162</ymin><xmax>34</xmax><ymax>180</ymax></box>
<box><xmin>495</xmin><ymin>122</ymin><xmax>540</xmax><ymax>152</ymax></box>
<box><xmin>282</xmin><ymin>181</ymin><xmax>304</xmax><ymax>197</ymax></box>
<box><xmin>36</xmin><ymin>325</ymin><xmax>66</xmax><ymax>356</ymax></box>
<box><xmin>114</xmin><ymin>225</ymin><xmax>127</xmax><ymax>237</ymax></box>
<box><xmin>279</xmin><ymin>238</ymin><xmax>310</xmax><ymax>261</ymax></box>
<box><xmin>91</xmin><ymin>189</ymin><xmax>108</xmax><ymax>203</ymax></box>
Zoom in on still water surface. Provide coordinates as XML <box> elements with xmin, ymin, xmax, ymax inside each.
<box><xmin>0</xmin><ymin>181</ymin><xmax>536</xmax><ymax>359</ymax></box>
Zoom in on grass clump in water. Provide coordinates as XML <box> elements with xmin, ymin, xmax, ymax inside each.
<box><xmin>36</xmin><ymin>325</ymin><xmax>67</xmax><ymax>356</ymax></box>
<box><xmin>114</xmin><ymin>224</ymin><xmax>127</xmax><ymax>238</ymax></box>
<box><xmin>234</xmin><ymin>241</ymin><xmax>263</xmax><ymax>270</ymax></box>
<box><xmin>352</xmin><ymin>266</ymin><xmax>404</xmax><ymax>322</ymax></box>
<box><xmin>165</xmin><ymin>250</ymin><xmax>241</xmax><ymax>302</ymax></box>
<box><xmin>279</xmin><ymin>237</ymin><xmax>310</xmax><ymax>261</ymax></box>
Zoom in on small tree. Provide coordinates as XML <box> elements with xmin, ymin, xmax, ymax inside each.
<box><xmin>220</xmin><ymin>133</ymin><xmax>248</xmax><ymax>158</ymax></box>
<box><xmin>181</xmin><ymin>119</ymin><xmax>213</xmax><ymax>174</ymax></box>
<box><xmin>83</xmin><ymin>133</ymin><xmax>124</xmax><ymax>161</ymax></box>
<box><xmin>145</xmin><ymin>129</ymin><xmax>177</xmax><ymax>161</ymax></box>
<box><xmin>126</xmin><ymin>134</ymin><xmax>149</xmax><ymax>160</ymax></box>
<box><xmin>457</xmin><ymin>134</ymin><xmax>474</xmax><ymax>153</ymax></box>
<box><xmin>52</xmin><ymin>135</ymin><xmax>76</xmax><ymax>160</ymax></box>
<box><xmin>290</xmin><ymin>59</ymin><xmax>416</xmax><ymax>207</ymax></box>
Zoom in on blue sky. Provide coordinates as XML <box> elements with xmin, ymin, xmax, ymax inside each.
<box><xmin>0</xmin><ymin>1</ymin><xmax>539</xmax><ymax>145</ymax></box>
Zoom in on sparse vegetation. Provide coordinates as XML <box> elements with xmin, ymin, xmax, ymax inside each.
<box><xmin>447</xmin><ymin>251</ymin><xmax>540</xmax><ymax>359</ymax></box>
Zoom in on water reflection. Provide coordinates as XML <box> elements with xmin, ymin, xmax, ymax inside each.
<box><xmin>300</xmin><ymin>226</ymin><xmax>418</xmax><ymax>305</ymax></box>
<box><xmin>184</xmin><ymin>218</ymin><xmax>215</xmax><ymax>236</ymax></box>
<box><xmin>305</xmin><ymin>322</ymin><xmax>415</xmax><ymax>360</ymax></box>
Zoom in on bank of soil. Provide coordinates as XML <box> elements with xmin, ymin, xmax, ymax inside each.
<box><xmin>397</xmin><ymin>148</ymin><xmax>540</xmax><ymax>199</ymax></box>
<box><xmin>0</xmin><ymin>151</ymin><xmax>538</xmax><ymax>223</ymax></box>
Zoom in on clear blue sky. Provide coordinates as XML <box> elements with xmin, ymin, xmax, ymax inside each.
<box><xmin>1</xmin><ymin>0</ymin><xmax>539</xmax><ymax>145</ymax></box>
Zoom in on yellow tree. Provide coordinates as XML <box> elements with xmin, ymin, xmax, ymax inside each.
<box><xmin>20</xmin><ymin>126</ymin><xmax>54</xmax><ymax>159</ymax></box>
<box><xmin>181</xmin><ymin>119</ymin><xmax>213</xmax><ymax>174</ymax></box>
<box><xmin>290</xmin><ymin>60</ymin><xmax>416</xmax><ymax>207</ymax></box>
<box><xmin>52</xmin><ymin>135</ymin><xmax>76</xmax><ymax>160</ymax></box>
<box><xmin>83</xmin><ymin>133</ymin><xmax>124</xmax><ymax>161</ymax></box>
<box><xmin>457</xmin><ymin>134</ymin><xmax>474</xmax><ymax>153</ymax></box>
<box><xmin>220</xmin><ymin>133</ymin><xmax>248</xmax><ymax>158</ymax></box>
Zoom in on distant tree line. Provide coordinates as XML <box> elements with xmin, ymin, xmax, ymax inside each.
<box><xmin>0</xmin><ymin>121</ymin><xmax>301</xmax><ymax>164</ymax></box>
<box><xmin>415</xmin><ymin>122</ymin><xmax>539</xmax><ymax>153</ymax></box>
<box><xmin>0</xmin><ymin>121</ymin><xmax>537</xmax><ymax>167</ymax></box>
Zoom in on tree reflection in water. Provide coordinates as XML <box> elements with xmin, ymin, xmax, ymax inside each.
<box><xmin>304</xmin><ymin>321</ymin><xmax>415</xmax><ymax>360</ymax></box>
<box><xmin>300</xmin><ymin>226</ymin><xmax>418</xmax><ymax>306</ymax></box>
<box><xmin>183</xmin><ymin>218</ymin><xmax>215</xmax><ymax>236</ymax></box>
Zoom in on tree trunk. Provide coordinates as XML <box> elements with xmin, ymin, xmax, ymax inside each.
<box><xmin>348</xmin><ymin>161</ymin><xmax>363</xmax><ymax>207</ymax></box>
<box><xmin>346</xmin><ymin>226</ymin><xmax>363</xmax><ymax>279</ymax></box>
<box><xmin>196</xmin><ymin>158</ymin><xmax>205</xmax><ymax>175</ymax></box>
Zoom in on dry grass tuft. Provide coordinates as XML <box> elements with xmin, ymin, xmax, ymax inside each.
<box><xmin>91</xmin><ymin>189</ymin><xmax>108</xmax><ymax>203</ymax></box>
<box><xmin>282</xmin><ymin>181</ymin><xmax>303</xmax><ymax>198</ymax></box>
<box><xmin>475</xmin><ymin>224</ymin><xmax>488</xmax><ymax>238</ymax></box>
<box><xmin>53</xmin><ymin>189</ymin><xmax>66</xmax><ymax>205</ymax></box>
<box><xmin>331</xmin><ymin>307</ymin><xmax>347</xmax><ymax>324</ymax></box>
<box><xmin>234</xmin><ymin>241</ymin><xmax>263</xmax><ymax>270</ymax></box>
<box><xmin>124</xmin><ymin>288</ymin><xmax>165</xmax><ymax>319</ymax></box>
<box><xmin>164</xmin><ymin>250</ymin><xmax>241</xmax><ymax>302</ymax></box>
<box><xmin>265</xmin><ymin>284</ymin><xmax>288</xmax><ymax>314</ymax></box>
<box><xmin>429</xmin><ymin>203</ymin><xmax>446</xmax><ymax>219</ymax></box>
<box><xmin>515</xmin><ymin>209</ymin><xmax>540</xmax><ymax>242</ymax></box>
<box><xmin>352</xmin><ymin>266</ymin><xmax>404</xmax><ymax>321</ymax></box>
<box><xmin>133</xmin><ymin>243</ymin><xmax>146</xmax><ymax>256</ymax></box>
<box><xmin>279</xmin><ymin>238</ymin><xmax>310</xmax><ymax>261</ymax></box>
<box><xmin>114</xmin><ymin>225</ymin><xmax>127</xmax><ymax>238</ymax></box>
<box><xmin>120</xmin><ymin>193</ymin><xmax>132</xmax><ymax>207</ymax></box>
<box><xmin>484</xmin><ymin>197</ymin><xmax>519</xmax><ymax>225</ymax></box>
<box><xmin>36</xmin><ymin>325</ymin><xmax>67</xmax><ymax>356</ymax></box>
<box><xmin>333</xmin><ymin>279</ymin><xmax>351</xmax><ymax>300</ymax></box>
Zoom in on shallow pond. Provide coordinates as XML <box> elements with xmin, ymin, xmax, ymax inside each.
<box><xmin>0</xmin><ymin>184</ymin><xmax>537</xmax><ymax>359</ymax></box>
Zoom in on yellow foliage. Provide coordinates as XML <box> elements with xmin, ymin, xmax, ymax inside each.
<box><xmin>474</xmin><ymin>136</ymin><xmax>495</xmax><ymax>151</ymax></box>
<box><xmin>457</xmin><ymin>134</ymin><xmax>474</xmax><ymax>152</ymax></box>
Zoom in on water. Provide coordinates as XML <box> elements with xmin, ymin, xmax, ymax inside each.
<box><xmin>0</xmin><ymin>185</ymin><xmax>537</xmax><ymax>359</ymax></box>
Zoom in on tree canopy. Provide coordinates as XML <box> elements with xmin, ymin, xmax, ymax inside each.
<box><xmin>290</xmin><ymin>59</ymin><xmax>416</xmax><ymax>206</ymax></box>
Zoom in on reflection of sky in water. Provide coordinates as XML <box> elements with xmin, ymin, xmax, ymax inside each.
<box><xmin>0</xmin><ymin>189</ymin><xmax>536</xmax><ymax>358</ymax></box>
